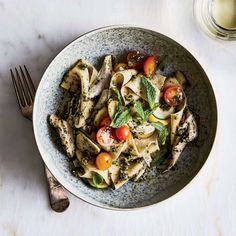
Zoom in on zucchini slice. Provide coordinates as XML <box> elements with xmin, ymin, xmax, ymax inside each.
<box><xmin>108</xmin><ymin>100</ymin><xmax>119</xmax><ymax>119</ymax></box>
<box><xmin>153</xmin><ymin>106</ymin><xmax>175</xmax><ymax>120</ymax></box>
<box><xmin>93</xmin><ymin>107</ymin><xmax>108</xmax><ymax>126</ymax></box>
<box><xmin>175</xmin><ymin>71</ymin><xmax>187</xmax><ymax>88</ymax></box>
<box><xmin>87</xmin><ymin>178</ymin><xmax>109</xmax><ymax>189</ymax></box>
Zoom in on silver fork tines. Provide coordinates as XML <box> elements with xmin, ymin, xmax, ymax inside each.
<box><xmin>11</xmin><ymin>66</ymin><xmax>35</xmax><ymax>120</ymax></box>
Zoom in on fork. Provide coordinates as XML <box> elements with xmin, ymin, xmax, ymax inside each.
<box><xmin>11</xmin><ymin>66</ymin><xmax>70</xmax><ymax>212</ymax></box>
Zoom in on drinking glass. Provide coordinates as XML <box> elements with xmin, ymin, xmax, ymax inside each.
<box><xmin>194</xmin><ymin>0</ymin><xmax>236</xmax><ymax>40</ymax></box>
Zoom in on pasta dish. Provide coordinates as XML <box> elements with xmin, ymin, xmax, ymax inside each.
<box><xmin>49</xmin><ymin>51</ymin><xmax>197</xmax><ymax>189</ymax></box>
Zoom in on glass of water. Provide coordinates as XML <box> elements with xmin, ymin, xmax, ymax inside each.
<box><xmin>194</xmin><ymin>0</ymin><xmax>236</xmax><ymax>40</ymax></box>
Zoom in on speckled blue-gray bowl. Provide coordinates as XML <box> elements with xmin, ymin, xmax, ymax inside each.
<box><xmin>33</xmin><ymin>25</ymin><xmax>217</xmax><ymax>210</ymax></box>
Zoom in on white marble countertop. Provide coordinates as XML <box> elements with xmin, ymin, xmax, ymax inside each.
<box><xmin>0</xmin><ymin>0</ymin><xmax>236</xmax><ymax>235</ymax></box>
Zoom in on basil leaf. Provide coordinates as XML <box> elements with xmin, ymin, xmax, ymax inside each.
<box><xmin>111</xmin><ymin>109</ymin><xmax>131</xmax><ymax>128</ymax></box>
<box><xmin>151</xmin><ymin>122</ymin><xmax>168</xmax><ymax>145</ymax></box>
<box><xmin>92</xmin><ymin>173</ymin><xmax>104</xmax><ymax>186</ymax></box>
<box><xmin>141</xmin><ymin>77</ymin><xmax>156</xmax><ymax>110</ymax></box>
<box><xmin>134</xmin><ymin>101</ymin><xmax>145</xmax><ymax>120</ymax></box>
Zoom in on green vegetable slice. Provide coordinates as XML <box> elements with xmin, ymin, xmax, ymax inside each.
<box><xmin>93</xmin><ymin>107</ymin><xmax>108</xmax><ymax>126</ymax></box>
<box><xmin>92</xmin><ymin>173</ymin><xmax>104</xmax><ymax>186</ymax></box>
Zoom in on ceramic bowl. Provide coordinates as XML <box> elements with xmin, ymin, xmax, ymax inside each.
<box><xmin>33</xmin><ymin>25</ymin><xmax>217</xmax><ymax>210</ymax></box>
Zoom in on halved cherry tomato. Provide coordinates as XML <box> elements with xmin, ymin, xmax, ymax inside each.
<box><xmin>99</xmin><ymin>116</ymin><xmax>111</xmax><ymax>127</ymax></box>
<box><xmin>96</xmin><ymin>152</ymin><xmax>112</xmax><ymax>170</ymax></box>
<box><xmin>163</xmin><ymin>86</ymin><xmax>184</xmax><ymax>107</ymax></box>
<box><xmin>143</xmin><ymin>56</ymin><xmax>157</xmax><ymax>77</ymax></box>
<box><xmin>127</xmin><ymin>51</ymin><xmax>145</xmax><ymax>70</ymax></box>
<box><xmin>96</xmin><ymin>126</ymin><xmax>116</xmax><ymax>146</ymax></box>
<box><xmin>115</xmin><ymin>125</ymin><xmax>131</xmax><ymax>141</ymax></box>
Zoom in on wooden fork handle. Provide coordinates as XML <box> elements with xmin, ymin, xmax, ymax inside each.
<box><xmin>44</xmin><ymin>166</ymin><xmax>70</xmax><ymax>212</ymax></box>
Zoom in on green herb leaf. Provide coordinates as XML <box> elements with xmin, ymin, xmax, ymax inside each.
<box><xmin>112</xmin><ymin>101</ymin><xmax>123</xmax><ymax>121</ymax></box>
<box><xmin>144</xmin><ymin>108</ymin><xmax>154</xmax><ymax>120</ymax></box>
<box><xmin>134</xmin><ymin>101</ymin><xmax>159</xmax><ymax>123</ymax></box>
<box><xmin>111</xmin><ymin>109</ymin><xmax>131</xmax><ymax>128</ymax></box>
<box><xmin>110</xmin><ymin>87</ymin><xmax>131</xmax><ymax>128</ymax></box>
<box><xmin>141</xmin><ymin>77</ymin><xmax>156</xmax><ymax>110</ymax></box>
<box><xmin>144</xmin><ymin>103</ymin><xmax>159</xmax><ymax>119</ymax></box>
<box><xmin>134</xmin><ymin>101</ymin><xmax>145</xmax><ymax>120</ymax></box>
<box><xmin>151</xmin><ymin>147</ymin><xmax>169</xmax><ymax>167</ymax></box>
<box><xmin>111</xmin><ymin>87</ymin><xmax>123</xmax><ymax>104</ymax></box>
<box><xmin>92</xmin><ymin>173</ymin><xmax>104</xmax><ymax>186</ymax></box>
<box><xmin>151</xmin><ymin>122</ymin><xmax>168</xmax><ymax>145</ymax></box>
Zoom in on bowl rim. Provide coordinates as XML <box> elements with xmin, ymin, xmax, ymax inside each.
<box><xmin>33</xmin><ymin>24</ymin><xmax>218</xmax><ymax>210</ymax></box>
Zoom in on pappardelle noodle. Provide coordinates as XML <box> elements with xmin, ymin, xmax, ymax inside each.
<box><xmin>49</xmin><ymin>51</ymin><xmax>197</xmax><ymax>189</ymax></box>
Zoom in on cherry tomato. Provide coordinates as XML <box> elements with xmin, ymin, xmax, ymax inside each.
<box><xmin>163</xmin><ymin>86</ymin><xmax>184</xmax><ymax>107</ymax></box>
<box><xmin>143</xmin><ymin>56</ymin><xmax>157</xmax><ymax>77</ymax></box>
<box><xmin>127</xmin><ymin>51</ymin><xmax>145</xmax><ymax>70</ymax></box>
<box><xmin>96</xmin><ymin>152</ymin><xmax>112</xmax><ymax>170</ymax></box>
<box><xmin>115</xmin><ymin>125</ymin><xmax>131</xmax><ymax>141</ymax></box>
<box><xmin>96</xmin><ymin>126</ymin><xmax>116</xmax><ymax>146</ymax></box>
<box><xmin>99</xmin><ymin>116</ymin><xmax>111</xmax><ymax>127</ymax></box>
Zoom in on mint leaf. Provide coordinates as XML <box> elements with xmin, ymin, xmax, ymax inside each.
<box><xmin>134</xmin><ymin>101</ymin><xmax>145</xmax><ymax>120</ymax></box>
<box><xmin>112</xmin><ymin>101</ymin><xmax>123</xmax><ymax>120</ymax></box>
<box><xmin>110</xmin><ymin>88</ymin><xmax>131</xmax><ymax>128</ymax></box>
<box><xmin>92</xmin><ymin>173</ymin><xmax>104</xmax><ymax>186</ymax></box>
<box><xmin>151</xmin><ymin>122</ymin><xmax>168</xmax><ymax>145</ymax></box>
<box><xmin>144</xmin><ymin>108</ymin><xmax>154</xmax><ymax>120</ymax></box>
<box><xmin>144</xmin><ymin>103</ymin><xmax>159</xmax><ymax>120</ymax></box>
<box><xmin>141</xmin><ymin>77</ymin><xmax>156</xmax><ymax>110</ymax></box>
<box><xmin>111</xmin><ymin>109</ymin><xmax>131</xmax><ymax>128</ymax></box>
<box><xmin>134</xmin><ymin>101</ymin><xmax>159</xmax><ymax>123</ymax></box>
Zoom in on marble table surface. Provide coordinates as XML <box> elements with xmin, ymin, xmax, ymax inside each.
<box><xmin>0</xmin><ymin>0</ymin><xmax>236</xmax><ymax>235</ymax></box>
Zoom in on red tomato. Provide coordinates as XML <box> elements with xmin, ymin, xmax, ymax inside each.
<box><xmin>99</xmin><ymin>116</ymin><xmax>111</xmax><ymax>127</ymax></box>
<box><xmin>96</xmin><ymin>152</ymin><xmax>112</xmax><ymax>170</ymax></box>
<box><xmin>96</xmin><ymin>126</ymin><xmax>116</xmax><ymax>146</ymax></box>
<box><xmin>127</xmin><ymin>51</ymin><xmax>145</xmax><ymax>70</ymax></box>
<box><xmin>115</xmin><ymin>125</ymin><xmax>131</xmax><ymax>141</ymax></box>
<box><xmin>163</xmin><ymin>86</ymin><xmax>184</xmax><ymax>107</ymax></box>
<box><xmin>143</xmin><ymin>56</ymin><xmax>157</xmax><ymax>77</ymax></box>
